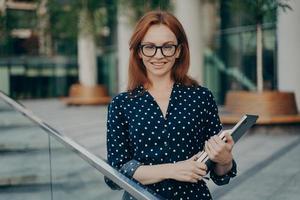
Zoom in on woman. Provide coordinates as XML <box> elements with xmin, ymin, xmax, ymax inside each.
<box><xmin>105</xmin><ymin>11</ymin><xmax>237</xmax><ymax>200</ymax></box>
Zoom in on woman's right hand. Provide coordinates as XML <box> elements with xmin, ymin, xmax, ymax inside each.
<box><xmin>168</xmin><ymin>155</ymin><xmax>208</xmax><ymax>183</ymax></box>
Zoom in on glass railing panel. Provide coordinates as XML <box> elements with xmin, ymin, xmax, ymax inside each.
<box><xmin>49</xmin><ymin>137</ymin><xmax>123</xmax><ymax>199</ymax></box>
<box><xmin>0</xmin><ymin>92</ymin><xmax>162</xmax><ymax>200</ymax></box>
<box><xmin>0</xmin><ymin>99</ymin><xmax>52</xmax><ymax>200</ymax></box>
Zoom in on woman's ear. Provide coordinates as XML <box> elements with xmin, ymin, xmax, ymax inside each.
<box><xmin>138</xmin><ymin>49</ymin><xmax>143</xmax><ymax>59</ymax></box>
<box><xmin>175</xmin><ymin>45</ymin><xmax>182</xmax><ymax>58</ymax></box>
<box><xmin>137</xmin><ymin>46</ymin><xmax>143</xmax><ymax>59</ymax></box>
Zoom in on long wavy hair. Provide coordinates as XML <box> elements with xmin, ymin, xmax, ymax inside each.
<box><xmin>127</xmin><ymin>10</ymin><xmax>198</xmax><ymax>92</ymax></box>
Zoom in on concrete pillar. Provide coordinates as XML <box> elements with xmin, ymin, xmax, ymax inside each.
<box><xmin>277</xmin><ymin>0</ymin><xmax>300</xmax><ymax>109</ymax></box>
<box><xmin>173</xmin><ymin>0</ymin><xmax>203</xmax><ymax>84</ymax></box>
<box><xmin>78</xmin><ymin>9</ymin><xmax>97</xmax><ymax>87</ymax></box>
<box><xmin>117</xmin><ymin>8</ymin><xmax>133</xmax><ymax>93</ymax></box>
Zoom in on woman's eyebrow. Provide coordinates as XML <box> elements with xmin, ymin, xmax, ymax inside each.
<box><xmin>141</xmin><ymin>41</ymin><xmax>177</xmax><ymax>45</ymax></box>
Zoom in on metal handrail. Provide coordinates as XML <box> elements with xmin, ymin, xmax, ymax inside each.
<box><xmin>0</xmin><ymin>91</ymin><xmax>161</xmax><ymax>200</ymax></box>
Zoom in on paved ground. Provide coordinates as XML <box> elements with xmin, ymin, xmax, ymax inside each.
<box><xmin>2</xmin><ymin>98</ymin><xmax>300</xmax><ymax>199</ymax></box>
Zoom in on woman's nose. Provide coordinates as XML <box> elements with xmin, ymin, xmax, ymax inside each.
<box><xmin>153</xmin><ymin>48</ymin><xmax>164</xmax><ymax>58</ymax></box>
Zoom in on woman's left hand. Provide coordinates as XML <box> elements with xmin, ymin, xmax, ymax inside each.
<box><xmin>204</xmin><ymin>130</ymin><xmax>234</xmax><ymax>166</ymax></box>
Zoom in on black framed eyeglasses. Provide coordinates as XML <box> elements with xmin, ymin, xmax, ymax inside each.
<box><xmin>139</xmin><ymin>44</ymin><xmax>179</xmax><ymax>57</ymax></box>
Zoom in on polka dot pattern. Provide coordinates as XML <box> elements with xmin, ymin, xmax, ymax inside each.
<box><xmin>105</xmin><ymin>83</ymin><xmax>237</xmax><ymax>200</ymax></box>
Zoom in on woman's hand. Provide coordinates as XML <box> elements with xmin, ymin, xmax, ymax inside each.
<box><xmin>168</xmin><ymin>155</ymin><xmax>208</xmax><ymax>183</ymax></box>
<box><xmin>204</xmin><ymin>130</ymin><xmax>234</xmax><ymax>166</ymax></box>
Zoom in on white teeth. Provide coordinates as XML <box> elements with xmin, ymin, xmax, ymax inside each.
<box><xmin>151</xmin><ymin>62</ymin><xmax>166</xmax><ymax>66</ymax></box>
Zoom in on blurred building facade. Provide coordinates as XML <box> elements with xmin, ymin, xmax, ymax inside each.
<box><xmin>0</xmin><ymin>0</ymin><xmax>299</xmax><ymax>108</ymax></box>
<box><xmin>277</xmin><ymin>0</ymin><xmax>300</xmax><ymax>108</ymax></box>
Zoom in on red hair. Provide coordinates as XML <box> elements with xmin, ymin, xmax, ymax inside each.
<box><xmin>127</xmin><ymin>10</ymin><xmax>198</xmax><ymax>92</ymax></box>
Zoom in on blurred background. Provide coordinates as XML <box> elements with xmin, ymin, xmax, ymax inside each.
<box><xmin>0</xmin><ymin>0</ymin><xmax>299</xmax><ymax>107</ymax></box>
<box><xmin>1</xmin><ymin>1</ymin><xmax>300</xmax><ymax>200</ymax></box>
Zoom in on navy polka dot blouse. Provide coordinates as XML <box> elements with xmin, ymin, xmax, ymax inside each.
<box><xmin>105</xmin><ymin>82</ymin><xmax>237</xmax><ymax>200</ymax></box>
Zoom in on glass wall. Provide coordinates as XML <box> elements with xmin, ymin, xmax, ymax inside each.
<box><xmin>204</xmin><ymin>0</ymin><xmax>277</xmax><ymax>104</ymax></box>
<box><xmin>0</xmin><ymin>0</ymin><xmax>174</xmax><ymax>99</ymax></box>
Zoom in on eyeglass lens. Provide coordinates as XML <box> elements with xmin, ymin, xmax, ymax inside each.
<box><xmin>141</xmin><ymin>44</ymin><xmax>177</xmax><ymax>57</ymax></box>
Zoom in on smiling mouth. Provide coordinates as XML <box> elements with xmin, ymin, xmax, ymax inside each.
<box><xmin>151</xmin><ymin>62</ymin><xmax>167</xmax><ymax>66</ymax></box>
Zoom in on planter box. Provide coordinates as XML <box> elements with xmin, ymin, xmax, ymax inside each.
<box><xmin>221</xmin><ymin>91</ymin><xmax>300</xmax><ymax>124</ymax></box>
<box><xmin>62</xmin><ymin>84</ymin><xmax>111</xmax><ymax>105</ymax></box>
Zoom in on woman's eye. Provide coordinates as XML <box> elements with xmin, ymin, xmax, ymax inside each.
<box><xmin>163</xmin><ymin>45</ymin><xmax>174</xmax><ymax>51</ymax></box>
<box><xmin>144</xmin><ymin>45</ymin><xmax>155</xmax><ymax>50</ymax></box>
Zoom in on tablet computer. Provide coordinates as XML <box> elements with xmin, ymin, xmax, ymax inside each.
<box><xmin>196</xmin><ymin>114</ymin><xmax>259</xmax><ymax>170</ymax></box>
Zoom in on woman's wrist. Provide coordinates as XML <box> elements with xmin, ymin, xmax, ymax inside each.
<box><xmin>162</xmin><ymin>163</ymin><xmax>174</xmax><ymax>180</ymax></box>
<box><xmin>133</xmin><ymin>163</ymin><xmax>174</xmax><ymax>185</ymax></box>
<box><xmin>214</xmin><ymin>159</ymin><xmax>233</xmax><ymax>176</ymax></box>
<box><xmin>219</xmin><ymin>159</ymin><xmax>233</xmax><ymax>167</ymax></box>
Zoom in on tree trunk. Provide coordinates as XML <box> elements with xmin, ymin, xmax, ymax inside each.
<box><xmin>37</xmin><ymin>0</ymin><xmax>52</xmax><ymax>56</ymax></box>
<box><xmin>256</xmin><ymin>23</ymin><xmax>263</xmax><ymax>92</ymax></box>
<box><xmin>78</xmin><ymin>8</ymin><xmax>97</xmax><ymax>87</ymax></box>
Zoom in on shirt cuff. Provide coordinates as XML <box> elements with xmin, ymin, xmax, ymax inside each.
<box><xmin>210</xmin><ymin>159</ymin><xmax>237</xmax><ymax>186</ymax></box>
<box><xmin>104</xmin><ymin>159</ymin><xmax>143</xmax><ymax>190</ymax></box>
<box><xmin>120</xmin><ymin>159</ymin><xmax>143</xmax><ymax>178</ymax></box>
<box><xmin>104</xmin><ymin>176</ymin><xmax>122</xmax><ymax>190</ymax></box>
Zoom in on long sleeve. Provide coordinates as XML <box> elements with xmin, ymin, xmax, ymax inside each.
<box><xmin>104</xmin><ymin>95</ymin><xmax>142</xmax><ymax>190</ymax></box>
<box><xmin>202</xmin><ymin>89</ymin><xmax>223</xmax><ymax>139</ymax></box>
<box><xmin>203</xmin><ymin>89</ymin><xmax>237</xmax><ymax>185</ymax></box>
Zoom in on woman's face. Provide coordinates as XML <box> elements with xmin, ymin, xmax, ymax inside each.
<box><xmin>139</xmin><ymin>24</ymin><xmax>180</xmax><ymax>80</ymax></box>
